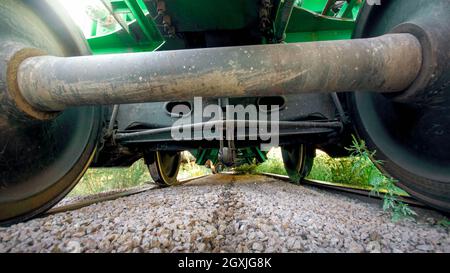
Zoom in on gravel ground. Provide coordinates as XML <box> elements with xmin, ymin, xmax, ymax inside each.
<box><xmin>0</xmin><ymin>174</ymin><xmax>449</xmax><ymax>253</ymax></box>
<box><xmin>53</xmin><ymin>184</ymin><xmax>155</xmax><ymax>208</ymax></box>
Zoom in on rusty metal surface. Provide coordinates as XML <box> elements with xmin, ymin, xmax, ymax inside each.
<box><xmin>17</xmin><ymin>34</ymin><xmax>422</xmax><ymax>112</ymax></box>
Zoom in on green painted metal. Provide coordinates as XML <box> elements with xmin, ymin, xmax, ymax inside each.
<box><xmin>87</xmin><ymin>0</ymin><xmax>164</xmax><ymax>54</ymax></box>
<box><xmin>123</xmin><ymin>0</ymin><xmax>162</xmax><ymax>42</ymax></box>
<box><xmin>87</xmin><ymin>0</ymin><xmax>363</xmax><ymax>53</ymax></box>
<box><xmin>298</xmin><ymin>0</ymin><xmax>329</xmax><ymax>13</ymax></box>
<box><xmin>193</xmin><ymin>147</ymin><xmax>266</xmax><ymax>167</ymax></box>
<box><xmin>296</xmin><ymin>0</ymin><xmax>361</xmax><ymax>19</ymax></box>
<box><xmin>282</xmin><ymin>0</ymin><xmax>363</xmax><ymax>43</ymax></box>
<box><xmin>336</xmin><ymin>0</ymin><xmax>362</xmax><ymax>19</ymax></box>
<box><xmin>193</xmin><ymin>149</ymin><xmax>220</xmax><ymax>165</ymax></box>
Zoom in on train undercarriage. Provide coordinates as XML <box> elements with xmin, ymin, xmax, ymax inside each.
<box><xmin>0</xmin><ymin>0</ymin><xmax>449</xmax><ymax>225</ymax></box>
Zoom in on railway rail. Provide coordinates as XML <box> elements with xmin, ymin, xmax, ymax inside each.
<box><xmin>41</xmin><ymin>173</ymin><xmax>432</xmax><ymax>219</ymax></box>
<box><xmin>260</xmin><ymin>173</ymin><xmax>429</xmax><ymax>209</ymax></box>
<box><xmin>44</xmin><ymin>174</ymin><xmax>212</xmax><ymax>217</ymax></box>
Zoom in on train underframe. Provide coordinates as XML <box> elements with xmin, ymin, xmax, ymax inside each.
<box><xmin>0</xmin><ymin>0</ymin><xmax>449</xmax><ymax>225</ymax></box>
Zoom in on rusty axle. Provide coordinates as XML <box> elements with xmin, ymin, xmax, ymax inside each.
<box><xmin>16</xmin><ymin>34</ymin><xmax>422</xmax><ymax>112</ymax></box>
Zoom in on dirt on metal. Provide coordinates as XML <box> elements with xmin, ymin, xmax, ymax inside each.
<box><xmin>17</xmin><ymin>34</ymin><xmax>421</xmax><ymax>111</ymax></box>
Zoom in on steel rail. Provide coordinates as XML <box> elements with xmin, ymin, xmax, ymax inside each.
<box><xmin>43</xmin><ymin>174</ymin><xmax>212</xmax><ymax>216</ymax></box>
<box><xmin>259</xmin><ymin>172</ymin><xmax>428</xmax><ymax>208</ymax></box>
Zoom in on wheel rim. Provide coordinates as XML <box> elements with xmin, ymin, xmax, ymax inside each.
<box><xmin>147</xmin><ymin>151</ymin><xmax>181</xmax><ymax>186</ymax></box>
<box><xmin>349</xmin><ymin>0</ymin><xmax>450</xmax><ymax>210</ymax></box>
<box><xmin>282</xmin><ymin>145</ymin><xmax>315</xmax><ymax>183</ymax></box>
<box><xmin>351</xmin><ymin>94</ymin><xmax>450</xmax><ymax>182</ymax></box>
<box><xmin>0</xmin><ymin>0</ymin><xmax>102</xmax><ymax>225</ymax></box>
<box><xmin>350</xmin><ymin>93</ymin><xmax>450</xmax><ymax>210</ymax></box>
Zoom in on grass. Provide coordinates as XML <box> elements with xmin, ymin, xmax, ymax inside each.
<box><xmin>252</xmin><ymin>147</ymin><xmax>376</xmax><ymax>185</ymax></box>
<box><xmin>345</xmin><ymin>136</ymin><xmax>416</xmax><ymax>221</ymax></box>
<box><xmin>72</xmin><ymin>148</ymin><xmax>388</xmax><ymax>197</ymax></box>
<box><xmin>255</xmin><ymin>152</ymin><xmax>288</xmax><ymax>176</ymax></box>
<box><xmin>178</xmin><ymin>162</ymin><xmax>213</xmax><ymax>180</ymax></box>
<box><xmin>70</xmin><ymin>158</ymin><xmax>211</xmax><ymax>196</ymax></box>
<box><xmin>69</xmin><ymin>159</ymin><xmax>151</xmax><ymax>197</ymax></box>
<box><xmin>252</xmin><ymin>147</ymin><xmax>406</xmax><ymax>194</ymax></box>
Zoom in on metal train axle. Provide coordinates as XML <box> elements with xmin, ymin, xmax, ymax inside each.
<box><xmin>13</xmin><ymin>33</ymin><xmax>422</xmax><ymax>116</ymax></box>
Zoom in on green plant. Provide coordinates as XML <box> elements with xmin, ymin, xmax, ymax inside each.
<box><xmin>307</xmin><ymin>153</ymin><xmax>333</xmax><ymax>181</ymax></box>
<box><xmin>255</xmin><ymin>157</ymin><xmax>288</xmax><ymax>176</ymax></box>
<box><xmin>70</xmin><ymin>159</ymin><xmax>151</xmax><ymax>196</ymax></box>
<box><xmin>437</xmin><ymin>218</ymin><xmax>450</xmax><ymax>228</ymax></box>
<box><xmin>310</xmin><ymin>154</ymin><xmax>375</xmax><ymax>187</ymax></box>
<box><xmin>178</xmin><ymin>163</ymin><xmax>212</xmax><ymax>180</ymax></box>
<box><xmin>347</xmin><ymin>135</ymin><xmax>417</xmax><ymax>222</ymax></box>
<box><xmin>70</xmin><ymin>159</ymin><xmax>212</xmax><ymax>196</ymax></box>
<box><xmin>234</xmin><ymin>163</ymin><xmax>258</xmax><ymax>175</ymax></box>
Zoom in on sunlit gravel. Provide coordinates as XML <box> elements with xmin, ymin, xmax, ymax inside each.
<box><xmin>0</xmin><ymin>174</ymin><xmax>449</xmax><ymax>253</ymax></box>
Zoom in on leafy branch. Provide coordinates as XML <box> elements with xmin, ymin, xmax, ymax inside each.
<box><xmin>347</xmin><ymin>135</ymin><xmax>417</xmax><ymax>222</ymax></box>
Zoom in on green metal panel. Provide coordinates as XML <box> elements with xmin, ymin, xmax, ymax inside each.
<box><xmin>285</xmin><ymin>7</ymin><xmax>356</xmax><ymax>42</ymax></box>
<box><xmin>283</xmin><ymin>0</ymin><xmax>363</xmax><ymax>42</ymax></box>
<box><xmin>123</xmin><ymin>0</ymin><xmax>162</xmax><ymax>42</ymax></box>
<box><xmin>87</xmin><ymin>0</ymin><xmax>164</xmax><ymax>54</ymax></box>
<box><xmin>193</xmin><ymin>147</ymin><xmax>267</xmax><ymax>166</ymax></box>
<box><xmin>285</xmin><ymin>30</ymin><xmax>353</xmax><ymax>42</ymax></box>
<box><xmin>299</xmin><ymin>0</ymin><xmax>329</xmax><ymax>13</ymax></box>
<box><xmin>85</xmin><ymin>0</ymin><xmax>363</xmax><ymax>54</ymax></box>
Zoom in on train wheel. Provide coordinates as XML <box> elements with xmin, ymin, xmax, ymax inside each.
<box><xmin>0</xmin><ymin>1</ymin><xmax>103</xmax><ymax>225</ymax></box>
<box><xmin>348</xmin><ymin>0</ymin><xmax>450</xmax><ymax>211</ymax></box>
<box><xmin>145</xmin><ymin>151</ymin><xmax>181</xmax><ymax>187</ymax></box>
<box><xmin>281</xmin><ymin>145</ymin><xmax>316</xmax><ymax>183</ymax></box>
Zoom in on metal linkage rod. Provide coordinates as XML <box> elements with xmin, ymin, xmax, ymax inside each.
<box><xmin>17</xmin><ymin>34</ymin><xmax>422</xmax><ymax>112</ymax></box>
<box><xmin>274</xmin><ymin>0</ymin><xmax>296</xmax><ymax>42</ymax></box>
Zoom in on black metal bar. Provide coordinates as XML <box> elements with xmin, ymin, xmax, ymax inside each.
<box><xmin>114</xmin><ymin>120</ymin><xmax>343</xmax><ymax>142</ymax></box>
<box><xmin>330</xmin><ymin>93</ymin><xmax>348</xmax><ymax>123</ymax></box>
<box><xmin>106</xmin><ymin>105</ymin><xmax>120</xmax><ymax>137</ymax></box>
<box><xmin>322</xmin><ymin>0</ymin><xmax>338</xmax><ymax>15</ymax></box>
<box><xmin>274</xmin><ymin>0</ymin><xmax>296</xmax><ymax>42</ymax></box>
